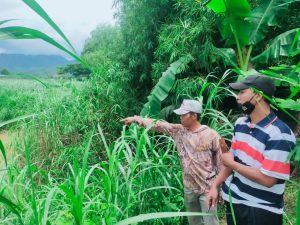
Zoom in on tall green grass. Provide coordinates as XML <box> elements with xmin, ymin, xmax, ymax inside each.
<box><xmin>0</xmin><ymin>0</ymin><xmax>298</xmax><ymax>224</ymax></box>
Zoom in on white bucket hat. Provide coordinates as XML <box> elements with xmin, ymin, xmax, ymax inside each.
<box><xmin>173</xmin><ymin>98</ymin><xmax>203</xmax><ymax>115</ymax></box>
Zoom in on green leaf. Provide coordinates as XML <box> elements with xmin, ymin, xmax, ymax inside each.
<box><xmin>0</xmin><ymin>114</ymin><xmax>36</xmax><ymax>128</ymax></box>
<box><xmin>0</xmin><ymin>20</ymin><xmax>16</xmax><ymax>26</ymax></box>
<box><xmin>140</xmin><ymin>55</ymin><xmax>193</xmax><ymax>118</ymax></box>
<box><xmin>0</xmin><ymin>195</ymin><xmax>23</xmax><ymax>224</ymax></box>
<box><xmin>205</xmin><ymin>0</ymin><xmax>251</xmax><ymax>47</ymax></box>
<box><xmin>296</xmin><ymin>187</ymin><xmax>300</xmax><ymax>225</ymax></box>
<box><xmin>42</xmin><ymin>187</ymin><xmax>57</xmax><ymax>225</ymax></box>
<box><xmin>295</xmin><ymin>139</ymin><xmax>300</xmax><ymax>162</ymax></box>
<box><xmin>116</xmin><ymin>211</ymin><xmax>215</xmax><ymax>225</ymax></box>
<box><xmin>275</xmin><ymin>98</ymin><xmax>300</xmax><ymax>111</ymax></box>
<box><xmin>15</xmin><ymin>73</ymin><xmax>49</xmax><ymax>88</ymax></box>
<box><xmin>215</xmin><ymin>48</ymin><xmax>238</xmax><ymax>69</ymax></box>
<box><xmin>248</xmin><ymin>0</ymin><xmax>293</xmax><ymax>45</ymax></box>
<box><xmin>206</xmin><ymin>0</ymin><xmax>250</xmax><ymax>16</ymax></box>
<box><xmin>22</xmin><ymin>0</ymin><xmax>76</xmax><ymax>54</ymax></box>
<box><xmin>205</xmin><ymin>0</ymin><xmax>226</xmax><ymax>13</ymax></box>
<box><xmin>0</xmin><ymin>140</ymin><xmax>7</xmax><ymax>168</ymax></box>
<box><xmin>289</xmin><ymin>28</ymin><xmax>300</xmax><ymax>57</ymax></box>
<box><xmin>260</xmin><ymin>65</ymin><xmax>300</xmax><ymax>90</ymax></box>
<box><xmin>253</xmin><ymin>28</ymin><xmax>300</xmax><ymax>64</ymax></box>
<box><xmin>0</xmin><ymin>26</ymin><xmax>84</xmax><ymax>65</ymax></box>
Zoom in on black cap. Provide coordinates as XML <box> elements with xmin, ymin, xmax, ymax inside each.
<box><xmin>229</xmin><ymin>75</ymin><xmax>276</xmax><ymax>97</ymax></box>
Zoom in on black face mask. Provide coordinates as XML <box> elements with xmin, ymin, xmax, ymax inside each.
<box><xmin>238</xmin><ymin>95</ymin><xmax>256</xmax><ymax>115</ymax></box>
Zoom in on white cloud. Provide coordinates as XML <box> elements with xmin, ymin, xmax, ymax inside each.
<box><xmin>0</xmin><ymin>0</ymin><xmax>116</xmax><ymax>58</ymax></box>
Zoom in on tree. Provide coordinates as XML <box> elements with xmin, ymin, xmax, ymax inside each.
<box><xmin>57</xmin><ymin>64</ymin><xmax>91</xmax><ymax>78</ymax></box>
<box><xmin>0</xmin><ymin>68</ymin><xmax>11</xmax><ymax>75</ymax></box>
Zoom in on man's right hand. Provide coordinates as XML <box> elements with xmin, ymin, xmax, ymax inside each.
<box><xmin>206</xmin><ymin>186</ymin><xmax>219</xmax><ymax>209</ymax></box>
<box><xmin>120</xmin><ymin>116</ymin><xmax>135</xmax><ymax>125</ymax></box>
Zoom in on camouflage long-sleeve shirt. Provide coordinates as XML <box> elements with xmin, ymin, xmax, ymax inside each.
<box><xmin>134</xmin><ymin>116</ymin><xmax>222</xmax><ymax>194</ymax></box>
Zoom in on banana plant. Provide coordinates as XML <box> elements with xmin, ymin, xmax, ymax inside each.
<box><xmin>203</xmin><ymin>0</ymin><xmax>297</xmax><ymax>71</ymax></box>
<box><xmin>140</xmin><ymin>54</ymin><xmax>193</xmax><ymax>117</ymax></box>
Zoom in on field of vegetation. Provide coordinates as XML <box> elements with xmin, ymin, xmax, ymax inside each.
<box><xmin>0</xmin><ymin>0</ymin><xmax>299</xmax><ymax>224</ymax></box>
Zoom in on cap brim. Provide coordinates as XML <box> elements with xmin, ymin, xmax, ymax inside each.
<box><xmin>229</xmin><ymin>82</ymin><xmax>249</xmax><ymax>90</ymax></box>
<box><xmin>173</xmin><ymin>108</ymin><xmax>190</xmax><ymax>115</ymax></box>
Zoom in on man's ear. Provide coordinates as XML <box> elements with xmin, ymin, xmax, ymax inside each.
<box><xmin>254</xmin><ymin>93</ymin><xmax>263</xmax><ymax>102</ymax></box>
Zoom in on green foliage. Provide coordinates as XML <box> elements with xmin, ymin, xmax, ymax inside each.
<box><xmin>206</xmin><ymin>0</ymin><xmax>251</xmax><ymax>47</ymax></box>
<box><xmin>0</xmin><ymin>68</ymin><xmax>10</xmax><ymax>75</ymax></box>
<box><xmin>204</xmin><ymin>0</ymin><xmax>297</xmax><ymax>70</ymax></box>
<box><xmin>22</xmin><ymin>0</ymin><xmax>76</xmax><ymax>53</ymax></box>
<box><xmin>0</xmin><ymin>140</ymin><xmax>7</xmax><ymax>167</ymax></box>
<box><xmin>57</xmin><ymin>63</ymin><xmax>91</xmax><ymax>78</ymax></box>
<box><xmin>0</xmin><ymin>0</ymin><xmax>299</xmax><ymax>224</ymax></box>
<box><xmin>115</xmin><ymin>0</ymin><xmax>175</xmax><ymax>96</ymax></box>
<box><xmin>0</xmin><ymin>0</ymin><xmax>84</xmax><ymax>65</ymax></box>
<box><xmin>248</xmin><ymin>0</ymin><xmax>293</xmax><ymax>45</ymax></box>
<box><xmin>253</xmin><ymin>28</ymin><xmax>300</xmax><ymax>64</ymax></box>
<box><xmin>81</xmin><ymin>25</ymin><xmax>123</xmax><ymax>69</ymax></box>
<box><xmin>154</xmin><ymin>0</ymin><xmax>220</xmax><ymax>76</ymax></box>
<box><xmin>297</xmin><ymin>183</ymin><xmax>300</xmax><ymax>225</ymax></box>
<box><xmin>0</xmin><ymin>195</ymin><xmax>23</xmax><ymax>224</ymax></box>
<box><xmin>141</xmin><ymin>55</ymin><xmax>193</xmax><ymax>118</ymax></box>
<box><xmin>0</xmin><ymin>26</ymin><xmax>83</xmax><ymax>65</ymax></box>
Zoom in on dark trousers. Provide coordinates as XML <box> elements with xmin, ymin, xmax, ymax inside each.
<box><xmin>225</xmin><ymin>201</ymin><xmax>283</xmax><ymax>225</ymax></box>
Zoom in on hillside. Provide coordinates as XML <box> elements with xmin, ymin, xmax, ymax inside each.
<box><xmin>0</xmin><ymin>53</ymin><xmax>72</xmax><ymax>76</ymax></box>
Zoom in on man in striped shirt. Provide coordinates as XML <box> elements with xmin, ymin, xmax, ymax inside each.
<box><xmin>207</xmin><ymin>75</ymin><xmax>296</xmax><ymax>225</ymax></box>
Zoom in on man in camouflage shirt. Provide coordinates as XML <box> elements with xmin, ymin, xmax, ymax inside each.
<box><xmin>122</xmin><ymin>99</ymin><xmax>222</xmax><ymax>225</ymax></box>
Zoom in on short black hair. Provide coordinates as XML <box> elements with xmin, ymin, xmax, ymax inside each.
<box><xmin>189</xmin><ymin>112</ymin><xmax>200</xmax><ymax>119</ymax></box>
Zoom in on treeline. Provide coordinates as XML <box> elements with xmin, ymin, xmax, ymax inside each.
<box><xmin>78</xmin><ymin>0</ymin><xmax>299</xmax><ymax>125</ymax></box>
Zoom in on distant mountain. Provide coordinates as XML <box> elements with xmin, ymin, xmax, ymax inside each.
<box><xmin>0</xmin><ymin>53</ymin><xmax>73</xmax><ymax>76</ymax></box>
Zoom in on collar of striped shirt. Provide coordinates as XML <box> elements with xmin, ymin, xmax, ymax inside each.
<box><xmin>245</xmin><ymin>111</ymin><xmax>278</xmax><ymax>128</ymax></box>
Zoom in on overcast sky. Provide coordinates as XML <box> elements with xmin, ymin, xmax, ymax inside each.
<box><xmin>0</xmin><ymin>0</ymin><xmax>116</xmax><ymax>59</ymax></box>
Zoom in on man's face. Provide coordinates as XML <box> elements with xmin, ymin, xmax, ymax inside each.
<box><xmin>180</xmin><ymin>112</ymin><xmax>196</xmax><ymax>127</ymax></box>
<box><xmin>236</xmin><ymin>88</ymin><xmax>255</xmax><ymax>105</ymax></box>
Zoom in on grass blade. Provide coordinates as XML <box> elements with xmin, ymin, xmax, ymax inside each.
<box><xmin>0</xmin><ymin>26</ymin><xmax>84</xmax><ymax>65</ymax></box>
<box><xmin>0</xmin><ymin>114</ymin><xmax>36</xmax><ymax>128</ymax></box>
<box><xmin>115</xmin><ymin>211</ymin><xmax>216</xmax><ymax>225</ymax></box>
<box><xmin>42</xmin><ymin>187</ymin><xmax>57</xmax><ymax>225</ymax></box>
<box><xmin>0</xmin><ymin>140</ymin><xmax>7</xmax><ymax>168</ymax></box>
<box><xmin>0</xmin><ymin>195</ymin><xmax>24</xmax><ymax>224</ymax></box>
<box><xmin>297</xmin><ymin>187</ymin><xmax>300</xmax><ymax>225</ymax></box>
<box><xmin>22</xmin><ymin>0</ymin><xmax>77</xmax><ymax>53</ymax></box>
<box><xmin>25</xmin><ymin>143</ymin><xmax>39</xmax><ymax>225</ymax></box>
<box><xmin>0</xmin><ymin>20</ymin><xmax>16</xmax><ymax>26</ymax></box>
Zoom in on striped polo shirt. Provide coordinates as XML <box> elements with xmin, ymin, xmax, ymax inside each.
<box><xmin>222</xmin><ymin>112</ymin><xmax>296</xmax><ymax>214</ymax></box>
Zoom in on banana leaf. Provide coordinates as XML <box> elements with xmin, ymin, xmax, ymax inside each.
<box><xmin>140</xmin><ymin>55</ymin><xmax>193</xmax><ymax>118</ymax></box>
<box><xmin>275</xmin><ymin>98</ymin><xmax>300</xmax><ymax>111</ymax></box>
<box><xmin>248</xmin><ymin>0</ymin><xmax>292</xmax><ymax>45</ymax></box>
<box><xmin>260</xmin><ymin>65</ymin><xmax>300</xmax><ymax>86</ymax></box>
<box><xmin>253</xmin><ymin>28</ymin><xmax>300</xmax><ymax>64</ymax></box>
<box><xmin>205</xmin><ymin>0</ymin><xmax>251</xmax><ymax>47</ymax></box>
<box><xmin>289</xmin><ymin>28</ymin><xmax>300</xmax><ymax>57</ymax></box>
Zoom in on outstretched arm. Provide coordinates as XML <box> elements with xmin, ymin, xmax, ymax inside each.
<box><xmin>121</xmin><ymin>115</ymin><xmax>181</xmax><ymax>135</ymax></box>
<box><xmin>121</xmin><ymin>115</ymin><xmax>154</xmax><ymax>127</ymax></box>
